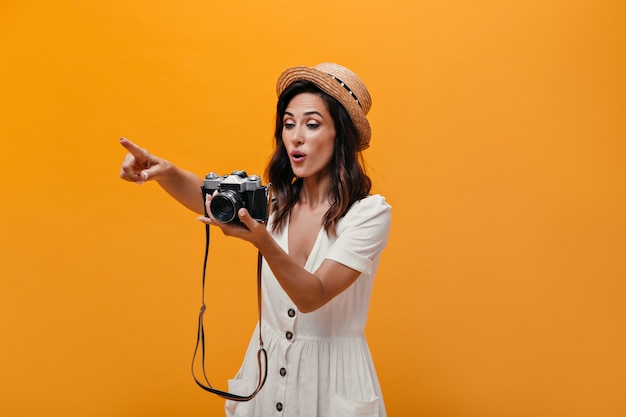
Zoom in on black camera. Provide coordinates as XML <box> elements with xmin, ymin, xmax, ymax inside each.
<box><xmin>201</xmin><ymin>170</ymin><xmax>269</xmax><ymax>224</ymax></box>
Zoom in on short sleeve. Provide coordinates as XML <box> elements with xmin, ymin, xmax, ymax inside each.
<box><xmin>325</xmin><ymin>194</ymin><xmax>392</xmax><ymax>274</ymax></box>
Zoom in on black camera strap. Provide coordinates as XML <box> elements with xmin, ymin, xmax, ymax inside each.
<box><xmin>191</xmin><ymin>222</ymin><xmax>268</xmax><ymax>401</ymax></box>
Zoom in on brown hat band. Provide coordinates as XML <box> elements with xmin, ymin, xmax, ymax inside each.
<box><xmin>326</xmin><ymin>73</ymin><xmax>362</xmax><ymax>109</ymax></box>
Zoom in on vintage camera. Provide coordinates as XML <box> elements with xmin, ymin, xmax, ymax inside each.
<box><xmin>201</xmin><ymin>170</ymin><xmax>269</xmax><ymax>224</ymax></box>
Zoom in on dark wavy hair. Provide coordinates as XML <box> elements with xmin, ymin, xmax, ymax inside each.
<box><xmin>265</xmin><ymin>80</ymin><xmax>371</xmax><ymax>236</ymax></box>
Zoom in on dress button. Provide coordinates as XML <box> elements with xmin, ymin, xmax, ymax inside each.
<box><xmin>285</xmin><ymin>331</ymin><xmax>293</xmax><ymax>340</ymax></box>
<box><xmin>276</xmin><ymin>402</ymin><xmax>283</xmax><ymax>411</ymax></box>
<box><xmin>279</xmin><ymin>367</ymin><xmax>286</xmax><ymax>377</ymax></box>
<box><xmin>287</xmin><ymin>308</ymin><xmax>296</xmax><ymax>317</ymax></box>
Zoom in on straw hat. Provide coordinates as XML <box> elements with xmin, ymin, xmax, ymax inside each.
<box><xmin>276</xmin><ymin>63</ymin><xmax>372</xmax><ymax>150</ymax></box>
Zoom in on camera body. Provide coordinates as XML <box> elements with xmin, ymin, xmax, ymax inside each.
<box><xmin>201</xmin><ymin>170</ymin><xmax>269</xmax><ymax>224</ymax></box>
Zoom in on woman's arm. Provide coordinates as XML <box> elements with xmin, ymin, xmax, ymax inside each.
<box><xmin>198</xmin><ymin>195</ymin><xmax>391</xmax><ymax>313</ymax></box>
<box><xmin>255</xmin><ymin>230</ymin><xmax>361</xmax><ymax>313</ymax></box>
<box><xmin>119</xmin><ymin>138</ymin><xmax>205</xmax><ymax>214</ymax></box>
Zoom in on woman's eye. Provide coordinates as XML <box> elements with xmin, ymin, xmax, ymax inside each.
<box><xmin>284</xmin><ymin>122</ymin><xmax>295</xmax><ymax>129</ymax></box>
<box><xmin>306</xmin><ymin>123</ymin><xmax>320</xmax><ymax>129</ymax></box>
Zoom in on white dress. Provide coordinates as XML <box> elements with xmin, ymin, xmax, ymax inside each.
<box><xmin>225</xmin><ymin>195</ymin><xmax>392</xmax><ymax>417</ymax></box>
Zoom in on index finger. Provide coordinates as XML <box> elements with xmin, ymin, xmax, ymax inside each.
<box><xmin>119</xmin><ymin>137</ymin><xmax>148</xmax><ymax>159</ymax></box>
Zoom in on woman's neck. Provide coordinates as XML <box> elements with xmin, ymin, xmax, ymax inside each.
<box><xmin>298</xmin><ymin>173</ymin><xmax>332</xmax><ymax>209</ymax></box>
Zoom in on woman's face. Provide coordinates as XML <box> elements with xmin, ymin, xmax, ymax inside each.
<box><xmin>282</xmin><ymin>92</ymin><xmax>336</xmax><ymax>180</ymax></box>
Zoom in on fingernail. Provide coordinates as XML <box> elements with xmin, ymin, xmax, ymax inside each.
<box><xmin>142</xmin><ymin>172</ymin><xmax>149</xmax><ymax>180</ymax></box>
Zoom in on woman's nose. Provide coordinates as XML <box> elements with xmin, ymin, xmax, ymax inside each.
<box><xmin>290</xmin><ymin>124</ymin><xmax>304</xmax><ymax>145</ymax></box>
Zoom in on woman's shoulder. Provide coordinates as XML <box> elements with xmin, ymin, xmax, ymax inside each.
<box><xmin>351</xmin><ymin>194</ymin><xmax>392</xmax><ymax>213</ymax></box>
<box><xmin>338</xmin><ymin>194</ymin><xmax>391</xmax><ymax>230</ymax></box>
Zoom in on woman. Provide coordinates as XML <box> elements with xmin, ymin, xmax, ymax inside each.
<box><xmin>119</xmin><ymin>63</ymin><xmax>391</xmax><ymax>417</ymax></box>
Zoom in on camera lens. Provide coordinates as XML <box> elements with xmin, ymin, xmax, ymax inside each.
<box><xmin>210</xmin><ymin>190</ymin><xmax>244</xmax><ymax>223</ymax></box>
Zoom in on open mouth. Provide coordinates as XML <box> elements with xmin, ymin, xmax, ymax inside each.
<box><xmin>291</xmin><ymin>150</ymin><xmax>306</xmax><ymax>161</ymax></box>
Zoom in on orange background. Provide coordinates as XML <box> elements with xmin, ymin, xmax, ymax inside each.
<box><xmin>1</xmin><ymin>1</ymin><xmax>625</xmax><ymax>416</ymax></box>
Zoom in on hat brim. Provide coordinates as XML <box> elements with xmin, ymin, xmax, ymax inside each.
<box><xmin>276</xmin><ymin>66</ymin><xmax>371</xmax><ymax>150</ymax></box>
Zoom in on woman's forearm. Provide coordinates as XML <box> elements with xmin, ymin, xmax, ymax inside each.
<box><xmin>157</xmin><ymin>163</ymin><xmax>205</xmax><ymax>214</ymax></box>
<box><xmin>258</xmin><ymin>235</ymin><xmax>323</xmax><ymax>312</ymax></box>
<box><xmin>256</xmin><ymin>232</ymin><xmax>359</xmax><ymax>313</ymax></box>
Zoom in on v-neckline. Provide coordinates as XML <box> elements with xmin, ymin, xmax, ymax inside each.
<box><xmin>285</xmin><ymin>216</ymin><xmax>325</xmax><ymax>270</ymax></box>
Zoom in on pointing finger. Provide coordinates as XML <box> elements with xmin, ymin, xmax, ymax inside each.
<box><xmin>120</xmin><ymin>137</ymin><xmax>148</xmax><ymax>160</ymax></box>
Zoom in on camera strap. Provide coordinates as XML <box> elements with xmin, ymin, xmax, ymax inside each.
<box><xmin>191</xmin><ymin>223</ymin><xmax>268</xmax><ymax>401</ymax></box>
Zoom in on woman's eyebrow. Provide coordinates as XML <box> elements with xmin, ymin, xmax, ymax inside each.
<box><xmin>305</xmin><ymin>111</ymin><xmax>324</xmax><ymax>118</ymax></box>
<box><xmin>283</xmin><ymin>110</ymin><xmax>325</xmax><ymax>118</ymax></box>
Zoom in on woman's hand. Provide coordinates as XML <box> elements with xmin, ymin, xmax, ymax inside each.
<box><xmin>197</xmin><ymin>194</ymin><xmax>271</xmax><ymax>248</ymax></box>
<box><xmin>118</xmin><ymin>137</ymin><xmax>205</xmax><ymax>213</ymax></box>
<box><xmin>119</xmin><ymin>137</ymin><xmax>171</xmax><ymax>184</ymax></box>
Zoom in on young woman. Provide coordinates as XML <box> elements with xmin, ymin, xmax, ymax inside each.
<box><xmin>119</xmin><ymin>63</ymin><xmax>391</xmax><ymax>417</ymax></box>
